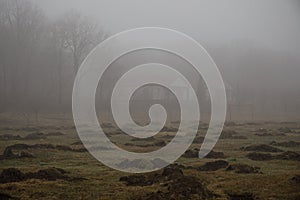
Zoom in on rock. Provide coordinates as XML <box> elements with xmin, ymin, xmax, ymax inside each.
<box><xmin>241</xmin><ymin>144</ymin><xmax>283</xmax><ymax>152</ymax></box>
<box><xmin>198</xmin><ymin>160</ymin><xmax>229</xmax><ymax>171</ymax></box>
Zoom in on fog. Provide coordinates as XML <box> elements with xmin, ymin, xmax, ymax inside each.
<box><xmin>0</xmin><ymin>0</ymin><xmax>300</xmax><ymax>121</ymax></box>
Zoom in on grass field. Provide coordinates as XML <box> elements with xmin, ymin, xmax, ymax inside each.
<box><xmin>0</xmin><ymin>114</ymin><xmax>299</xmax><ymax>199</ymax></box>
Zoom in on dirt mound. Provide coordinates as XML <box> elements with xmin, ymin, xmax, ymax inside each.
<box><xmin>117</xmin><ymin>158</ymin><xmax>168</xmax><ymax>170</ymax></box>
<box><xmin>122</xmin><ymin>164</ymin><xmax>213</xmax><ymax>199</ymax></box>
<box><xmin>46</xmin><ymin>132</ymin><xmax>64</xmax><ymax>136</ymax></box>
<box><xmin>278</xmin><ymin>127</ymin><xmax>293</xmax><ymax>133</ymax></box>
<box><xmin>0</xmin><ymin>167</ymin><xmax>70</xmax><ymax>183</ymax></box>
<box><xmin>220</xmin><ymin>130</ymin><xmax>246</xmax><ymax>139</ymax></box>
<box><xmin>279</xmin><ymin>127</ymin><xmax>296</xmax><ymax>133</ymax></box>
<box><xmin>270</xmin><ymin>141</ymin><xmax>300</xmax><ymax>147</ymax></box>
<box><xmin>125</xmin><ymin>140</ymin><xmax>166</xmax><ymax>148</ymax></box>
<box><xmin>0</xmin><ymin>147</ymin><xmax>34</xmax><ymax>160</ymax></box>
<box><xmin>227</xmin><ymin>192</ymin><xmax>257</xmax><ymax>200</ymax></box>
<box><xmin>0</xmin><ymin>193</ymin><xmax>14</xmax><ymax>200</ymax></box>
<box><xmin>241</xmin><ymin>144</ymin><xmax>283</xmax><ymax>152</ymax></box>
<box><xmin>119</xmin><ymin>175</ymin><xmax>154</xmax><ymax>186</ymax></box>
<box><xmin>192</xmin><ymin>136</ymin><xmax>204</xmax><ymax>144</ymax></box>
<box><xmin>182</xmin><ymin>148</ymin><xmax>199</xmax><ymax>158</ymax></box>
<box><xmin>0</xmin><ymin>168</ymin><xmax>25</xmax><ymax>183</ymax></box>
<box><xmin>226</xmin><ymin>164</ymin><xmax>260</xmax><ymax>174</ymax></box>
<box><xmin>26</xmin><ymin>168</ymin><xmax>68</xmax><ymax>181</ymax></box>
<box><xmin>220</xmin><ymin>130</ymin><xmax>237</xmax><ymax>139</ymax></box>
<box><xmin>275</xmin><ymin>151</ymin><xmax>300</xmax><ymax>161</ymax></box>
<box><xmin>198</xmin><ymin>160</ymin><xmax>229</xmax><ymax>171</ymax></box>
<box><xmin>0</xmin><ymin>134</ymin><xmax>22</xmax><ymax>140</ymax></box>
<box><xmin>206</xmin><ymin>150</ymin><xmax>225</xmax><ymax>159</ymax></box>
<box><xmin>20</xmin><ymin>127</ymin><xmax>40</xmax><ymax>132</ymax></box>
<box><xmin>120</xmin><ymin>164</ymin><xmax>183</xmax><ymax>186</ymax></box>
<box><xmin>183</xmin><ymin>149</ymin><xmax>225</xmax><ymax>159</ymax></box>
<box><xmin>246</xmin><ymin>152</ymin><xmax>273</xmax><ymax>161</ymax></box>
<box><xmin>161</xmin><ymin>126</ymin><xmax>177</xmax><ymax>132</ymax></box>
<box><xmin>23</xmin><ymin>132</ymin><xmax>47</xmax><ymax>140</ymax></box>
<box><xmin>2</xmin><ymin>143</ymin><xmax>84</xmax><ymax>154</ymax></box>
<box><xmin>255</xmin><ymin>133</ymin><xmax>273</xmax><ymax>137</ymax></box>
<box><xmin>71</xmin><ymin>141</ymin><xmax>82</xmax><ymax>145</ymax></box>
<box><xmin>291</xmin><ymin>175</ymin><xmax>300</xmax><ymax>183</ymax></box>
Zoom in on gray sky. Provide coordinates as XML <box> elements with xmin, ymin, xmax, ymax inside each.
<box><xmin>32</xmin><ymin>0</ymin><xmax>300</xmax><ymax>56</ymax></box>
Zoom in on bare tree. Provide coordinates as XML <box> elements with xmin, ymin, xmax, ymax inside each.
<box><xmin>56</xmin><ymin>11</ymin><xmax>106</xmax><ymax>74</ymax></box>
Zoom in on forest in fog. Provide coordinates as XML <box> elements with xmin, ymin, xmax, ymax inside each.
<box><xmin>0</xmin><ymin>0</ymin><xmax>299</xmax><ymax>121</ymax></box>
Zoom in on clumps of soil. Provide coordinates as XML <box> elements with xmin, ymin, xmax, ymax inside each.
<box><xmin>161</xmin><ymin>126</ymin><xmax>178</xmax><ymax>132</ymax></box>
<box><xmin>124</xmin><ymin>140</ymin><xmax>166</xmax><ymax>148</ymax></box>
<box><xmin>276</xmin><ymin>151</ymin><xmax>300</xmax><ymax>161</ymax></box>
<box><xmin>45</xmin><ymin>132</ymin><xmax>64</xmax><ymax>136</ymax></box>
<box><xmin>227</xmin><ymin>192</ymin><xmax>258</xmax><ymax>200</ymax></box>
<box><xmin>246</xmin><ymin>152</ymin><xmax>273</xmax><ymax>161</ymax></box>
<box><xmin>0</xmin><ymin>143</ymin><xmax>85</xmax><ymax>160</ymax></box>
<box><xmin>0</xmin><ymin>193</ymin><xmax>14</xmax><ymax>200</ymax></box>
<box><xmin>246</xmin><ymin>151</ymin><xmax>300</xmax><ymax>161</ymax></box>
<box><xmin>278</xmin><ymin>127</ymin><xmax>294</xmax><ymax>133</ymax></box>
<box><xmin>0</xmin><ymin>168</ymin><xmax>26</xmax><ymax>183</ymax></box>
<box><xmin>291</xmin><ymin>175</ymin><xmax>300</xmax><ymax>183</ymax></box>
<box><xmin>119</xmin><ymin>175</ymin><xmax>154</xmax><ymax>186</ymax></box>
<box><xmin>0</xmin><ymin>167</ymin><xmax>83</xmax><ymax>184</ymax></box>
<box><xmin>241</xmin><ymin>144</ymin><xmax>283</xmax><ymax>152</ymax></box>
<box><xmin>270</xmin><ymin>141</ymin><xmax>300</xmax><ymax>147</ymax></box>
<box><xmin>0</xmin><ymin>134</ymin><xmax>22</xmax><ymax>140</ymax></box>
<box><xmin>182</xmin><ymin>148</ymin><xmax>199</xmax><ymax>158</ymax></box>
<box><xmin>121</xmin><ymin>164</ymin><xmax>213</xmax><ymax>200</ymax></box>
<box><xmin>118</xmin><ymin>158</ymin><xmax>168</xmax><ymax>170</ymax></box>
<box><xmin>182</xmin><ymin>149</ymin><xmax>225</xmax><ymax>159</ymax></box>
<box><xmin>101</xmin><ymin>122</ymin><xmax>115</xmax><ymax>128</ymax></box>
<box><xmin>226</xmin><ymin>164</ymin><xmax>260</xmax><ymax>174</ymax></box>
<box><xmin>225</xmin><ymin>121</ymin><xmax>237</xmax><ymax>126</ymax></box>
<box><xmin>20</xmin><ymin>127</ymin><xmax>40</xmax><ymax>132</ymax></box>
<box><xmin>71</xmin><ymin>141</ymin><xmax>82</xmax><ymax>145</ymax></box>
<box><xmin>255</xmin><ymin>133</ymin><xmax>273</xmax><ymax>137</ymax></box>
<box><xmin>198</xmin><ymin>160</ymin><xmax>229</xmax><ymax>171</ymax></box>
<box><xmin>206</xmin><ymin>150</ymin><xmax>226</xmax><ymax>159</ymax></box>
<box><xmin>220</xmin><ymin>130</ymin><xmax>247</xmax><ymax>139</ymax></box>
<box><xmin>0</xmin><ymin>147</ymin><xmax>34</xmax><ymax>160</ymax></box>
<box><xmin>0</xmin><ymin>168</ymin><xmax>66</xmax><ymax>183</ymax></box>
<box><xmin>192</xmin><ymin>136</ymin><xmax>204</xmax><ymax>144</ymax></box>
<box><xmin>23</xmin><ymin>132</ymin><xmax>47</xmax><ymax>140</ymax></box>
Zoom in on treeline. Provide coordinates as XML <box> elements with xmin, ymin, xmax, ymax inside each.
<box><xmin>0</xmin><ymin>0</ymin><xmax>106</xmax><ymax>113</ymax></box>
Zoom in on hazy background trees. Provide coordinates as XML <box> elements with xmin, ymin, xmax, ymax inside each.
<box><xmin>0</xmin><ymin>0</ymin><xmax>299</xmax><ymax>121</ymax></box>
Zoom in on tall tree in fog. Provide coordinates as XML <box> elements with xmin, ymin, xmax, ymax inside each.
<box><xmin>56</xmin><ymin>11</ymin><xmax>105</xmax><ymax>73</ymax></box>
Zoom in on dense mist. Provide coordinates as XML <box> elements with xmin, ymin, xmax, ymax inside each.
<box><xmin>0</xmin><ymin>0</ymin><xmax>299</xmax><ymax>121</ymax></box>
